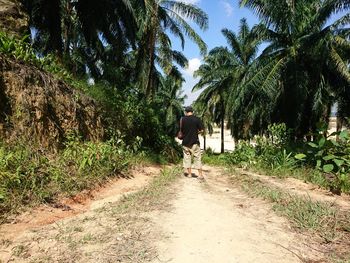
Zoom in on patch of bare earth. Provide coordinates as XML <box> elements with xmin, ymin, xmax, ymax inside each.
<box><xmin>233</xmin><ymin>168</ymin><xmax>350</xmax><ymax>261</ymax></box>
<box><xmin>237</xmin><ymin>169</ymin><xmax>350</xmax><ymax>211</ymax></box>
<box><xmin>0</xmin><ymin>165</ymin><xmax>163</xmax><ymax>262</ymax></box>
<box><xmin>1</xmin><ymin>165</ymin><xmax>347</xmax><ymax>263</ymax></box>
<box><xmin>153</xmin><ymin>166</ymin><xmax>325</xmax><ymax>263</ymax></box>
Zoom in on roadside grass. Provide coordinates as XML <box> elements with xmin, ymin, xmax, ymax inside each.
<box><xmin>230</xmin><ymin>174</ymin><xmax>350</xmax><ymax>262</ymax></box>
<box><xmin>246</xmin><ymin>164</ymin><xmax>329</xmax><ymax>190</ymax></box>
<box><xmin>110</xmin><ymin>166</ymin><xmax>181</xmax><ymax>214</ymax></box>
<box><xmin>0</xmin><ymin>135</ymin><xmax>176</xmax><ymax>224</ymax></box>
<box><xmin>4</xmin><ymin>166</ymin><xmax>181</xmax><ymax>263</ymax></box>
<box><xmin>202</xmin><ymin>152</ymin><xmax>229</xmax><ymax>166</ymax></box>
<box><xmin>0</xmin><ymin>139</ymin><xmax>132</xmax><ymax>224</ymax></box>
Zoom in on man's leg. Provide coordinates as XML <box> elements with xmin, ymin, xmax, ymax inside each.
<box><xmin>192</xmin><ymin>144</ymin><xmax>203</xmax><ymax>179</ymax></box>
<box><xmin>183</xmin><ymin>146</ymin><xmax>192</xmax><ymax>177</ymax></box>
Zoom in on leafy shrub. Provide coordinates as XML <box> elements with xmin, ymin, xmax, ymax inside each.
<box><xmin>225</xmin><ymin>141</ymin><xmax>256</xmax><ymax>168</ymax></box>
<box><xmin>296</xmin><ymin>129</ymin><xmax>350</xmax><ymax>194</ymax></box>
<box><xmin>0</xmin><ymin>136</ymin><xmax>132</xmax><ymax>223</ymax></box>
<box><xmin>267</xmin><ymin>123</ymin><xmax>291</xmax><ymax>146</ymax></box>
<box><xmin>0</xmin><ymin>31</ymin><xmax>72</xmax><ymax>81</ymax></box>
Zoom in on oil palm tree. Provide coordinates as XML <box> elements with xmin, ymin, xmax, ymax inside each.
<box><xmin>135</xmin><ymin>0</ymin><xmax>208</xmax><ymax>97</ymax></box>
<box><xmin>238</xmin><ymin>0</ymin><xmax>350</xmax><ymax>137</ymax></box>
<box><xmin>193</xmin><ymin>48</ymin><xmax>234</xmax><ymax>153</ymax></box>
<box><xmin>194</xmin><ymin>18</ymin><xmax>261</xmax><ymax>148</ymax></box>
<box><xmin>22</xmin><ymin>0</ymin><xmax>139</xmax><ymax>76</ymax></box>
<box><xmin>220</xmin><ymin>18</ymin><xmax>261</xmax><ymax>140</ymax></box>
<box><xmin>156</xmin><ymin>66</ymin><xmax>187</xmax><ymax>136</ymax></box>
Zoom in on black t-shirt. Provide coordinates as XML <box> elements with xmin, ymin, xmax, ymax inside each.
<box><xmin>181</xmin><ymin>115</ymin><xmax>204</xmax><ymax>147</ymax></box>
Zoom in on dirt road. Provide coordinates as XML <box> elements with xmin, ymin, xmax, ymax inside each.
<box><xmin>153</xmin><ymin>166</ymin><xmax>322</xmax><ymax>263</ymax></box>
<box><xmin>0</xmin><ymin>165</ymin><xmax>333</xmax><ymax>262</ymax></box>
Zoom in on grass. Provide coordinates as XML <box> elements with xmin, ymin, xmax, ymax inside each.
<box><xmin>202</xmin><ymin>152</ymin><xmax>230</xmax><ymax>166</ymax></box>
<box><xmin>0</xmin><ymin>135</ymin><xmax>177</xmax><ymax>224</ymax></box>
<box><xmin>110</xmin><ymin>166</ymin><xmax>181</xmax><ymax>214</ymax></box>
<box><xmin>0</xmin><ymin>138</ymin><xmax>133</xmax><ymax>223</ymax></box>
<box><xmin>5</xmin><ymin>166</ymin><xmax>181</xmax><ymax>263</ymax></box>
<box><xmin>230</xmin><ymin>174</ymin><xmax>350</xmax><ymax>261</ymax></box>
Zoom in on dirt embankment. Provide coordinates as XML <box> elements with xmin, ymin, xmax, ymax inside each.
<box><xmin>0</xmin><ymin>55</ymin><xmax>104</xmax><ymax>149</ymax></box>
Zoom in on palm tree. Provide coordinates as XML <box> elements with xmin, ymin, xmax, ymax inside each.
<box><xmin>220</xmin><ymin>18</ymin><xmax>261</xmax><ymax>141</ymax></box>
<box><xmin>193</xmin><ymin>48</ymin><xmax>234</xmax><ymax>153</ymax></box>
<box><xmin>135</xmin><ymin>0</ymin><xmax>208</xmax><ymax>97</ymax></box>
<box><xmin>156</xmin><ymin>66</ymin><xmax>187</xmax><ymax>136</ymax></box>
<box><xmin>22</xmin><ymin>0</ymin><xmax>139</xmax><ymax>77</ymax></box>
<box><xmin>194</xmin><ymin>18</ymin><xmax>261</xmax><ymax>150</ymax></box>
<box><xmin>238</xmin><ymin>0</ymin><xmax>350</xmax><ymax>138</ymax></box>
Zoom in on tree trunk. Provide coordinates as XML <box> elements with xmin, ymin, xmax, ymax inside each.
<box><xmin>336</xmin><ymin>117</ymin><xmax>343</xmax><ymax>141</ymax></box>
<box><xmin>0</xmin><ymin>0</ymin><xmax>29</xmax><ymax>39</ymax></box>
<box><xmin>203</xmin><ymin>134</ymin><xmax>206</xmax><ymax>151</ymax></box>
<box><xmin>221</xmin><ymin>115</ymin><xmax>224</xmax><ymax>154</ymax></box>
<box><xmin>46</xmin><ymin>0</ymin><xmax>63</xmax><ymax>55</ymax></box>
<box><xmin>145</xmin><ymin>1</ymin><xmax>158</xmax><ymax>98</ymax></box>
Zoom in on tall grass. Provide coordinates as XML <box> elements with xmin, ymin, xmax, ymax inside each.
<box><xmin>0</xmin><ymin>136</ymin><xmax>132</xmax><ymax>223</ymax></box>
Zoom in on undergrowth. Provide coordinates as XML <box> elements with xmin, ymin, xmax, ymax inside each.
<box><xmin>0</xmin><ymin>134</ymin><xmax>153</xmax><ymax>223</ymax></box>
<box><xmin>213</xmin><ymin>123</ymin><xmax>350</xmax><ymax>194</ymax></box>
<box><xmin>231</xmin><ymin>175</ymin><xmax>350</xmax><ymax>261</ymax></box>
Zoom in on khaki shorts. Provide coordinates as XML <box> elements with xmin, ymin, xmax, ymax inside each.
<box><xmin>183</xmin><ymin>144</ymin><xmax>202</xmax><ymax>169</ymax></box>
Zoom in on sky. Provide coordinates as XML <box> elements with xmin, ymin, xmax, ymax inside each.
<box><xmin>172</xmin><ymin>0</ymin><xmax>348</xmax><ymax>106</ymax></box>
<box><xmin>172</xmin><ymin>0</ymin><xmax>260</xmax><ymax>105</ymax></box>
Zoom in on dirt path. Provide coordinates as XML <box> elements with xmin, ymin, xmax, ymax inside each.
<box><xmin>0</xmin><ymin>165</ymin><xmax>332</xmax><ymax>263</ymax></box>
<box><xmin>153</xmin><ymin>166</ymin><xmax>323</xmax><ymax>263</ymax></box>
<box><xmin>238</xmin><ymin>169</ymin><xmax>350</xmax><ymax>211</ymax></box>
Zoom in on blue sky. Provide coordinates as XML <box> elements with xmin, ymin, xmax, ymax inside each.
<box><xmin>172</xmin><ymin>0</ymin><xmax>348</xmax><ymax>105</ymax></box>
<box><xmin>172</xmin><ymin>0</ymin><xmax>260</xmax><ymax>105</ymax></box>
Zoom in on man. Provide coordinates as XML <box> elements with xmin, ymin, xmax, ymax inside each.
<box><xmin>180</xmin><ymin>106</ymin><xmax>204</xmax><ymax>180</ymax></box>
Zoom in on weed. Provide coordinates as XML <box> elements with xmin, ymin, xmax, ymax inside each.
<box><xmin>0</xmin><ymin>136</ymin><xmax>132</xmax><ymax>223</ymax></box>
<box><xmin>81</xmin><ymin>233</ymin><xmax>95</xmax><ymax>243</ymax></box>
<box><xmin>232</xmin><ymin>175</ymin><xmax>349</xmax><ymax>243</ymax></box>
<box><xmin>12</xmin><ymin>244</ymin><xmax>29</xmax><ymax>258</ymax></box>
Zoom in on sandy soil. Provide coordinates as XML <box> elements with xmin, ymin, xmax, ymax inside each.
<box><xmin>153</xmin><ymin>166</ymin><xmax>324</xmax><ymax>263</ymax></box>
<box><xmin>1</xmin><ymin>165</ymin><xmax>344</xmax><ymax>263</ymax></box>
<box><xmin>0</xmin><ymin>165</ymin><xmax>161</xmax><ymax>256</ymax></box>
<box><xmin>238</xmin><ymin>169</ymin><xmax>350</xmax><ymax>211</ymax></box>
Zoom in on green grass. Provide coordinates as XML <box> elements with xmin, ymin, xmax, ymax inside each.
<box><xmin>202</xmin><ymin>152</ymin><xmax>230</xmax><ymax>166</ymax></box>
<box><xmin>0</xmin><ymin>137</ymin><xmax>161</xmax><ymax>223</ymax></box>
<box><xmin>231</xmin><ymin>174</ymin><xmax>350</xmax><ymax>261</ymax></box>
<box><xmin>110</xmin><ymin>166</ymin><xmax>181</xmax><ymax>214</ymax></box>
<box><xmin>236</xmin><ymin>176</ymin><xmax>338</xmax><ymax>232</ymax></box>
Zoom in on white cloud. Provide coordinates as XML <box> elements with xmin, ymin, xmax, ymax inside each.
<box><xmin>185</xmin><ymin>58</ymin><xmax>202</xmax><ymax>76</ymax></box>
<box><xmin>221</xmin><ymin>0</ymin><xmax>234</xmax><ymax>17</ymax></box>
<box><xmin>175</xmin><ymin>0</ymin><xmax>200</xmax><ymax>4</ymax></box>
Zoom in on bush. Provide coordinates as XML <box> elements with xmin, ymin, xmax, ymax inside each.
<box><xmin>295</xmin><ymin>129</ymin><xmax>350</xmax><ymax>194</ymax></box>
<box><xmin>0</xmin><ymin>136</ymin><xmax>131</xmax><ymax>223</ymax></box>
<box><xmin>219</xmin><ymin>122</ymin><xmax>350</xmax><ymax>194</ymax></box>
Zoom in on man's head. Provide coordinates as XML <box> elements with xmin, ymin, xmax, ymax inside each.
<box><xmin>184</xmin><ymin>106</ymin><xmax>194</xmax><ymax>116</ymax></box>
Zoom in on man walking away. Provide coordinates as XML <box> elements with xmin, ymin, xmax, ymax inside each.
<box><xmin>181</xmin><ymin>106</ymin><xmax>204</xmax><ymax>180</ymax></box>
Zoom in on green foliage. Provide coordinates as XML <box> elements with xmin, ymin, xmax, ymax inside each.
<box><xmin>0</xmin><ymin>31</ymin><xmax>72</xmax><ymax>81</ymax></box>
<box><xmin>0</xmin><ymin>136</ymin><xmax>132</xmax><ymax>223</ymax></box>
<box><xmin>296</xmin><ymin>128</ymin><xmax>350</xmax><ymax>194</ymax></box>
<box><xmin>213</xmin><ymin>122</ymin><xmax>346</xmax><ymax>193</ymax></box>
<box><xmin>225</xmin><ymin>141</ymin><xmax>256</xmax><ymax>168</ymax></box>
<box><xmin>267</xmin><ymin>123</ymin><xmax>290</xmax><ymax>146</ymax></box>
<box><xmin>202</xmin><ymin>151</ymin><xmax>228</xmax><ymax>166</ymax></box>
